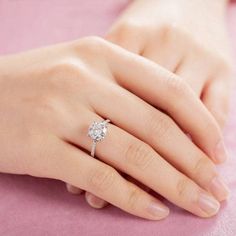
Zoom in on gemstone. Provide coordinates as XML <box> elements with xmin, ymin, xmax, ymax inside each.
<box><xmin>88</xmin><ymin>121</ymin><xmax>108</xmax><ymax>142</ymax></box>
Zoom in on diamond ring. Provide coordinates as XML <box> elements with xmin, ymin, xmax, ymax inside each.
<box><xmin>88</xmin><ymin>119</ymin><xmax>110</xmax><ymax>157</ymax></box>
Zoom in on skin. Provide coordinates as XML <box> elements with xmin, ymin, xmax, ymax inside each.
<box><xmin>0</xmin><ymin>37</ymin><xmax>229</xmax><ymax>220</ymax></box>
<box><xmin>69</xmin><ymin>0</ymin><xmax>234</xmax><ymax>210</ymax></box>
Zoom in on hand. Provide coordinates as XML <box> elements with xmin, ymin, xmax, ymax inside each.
<box><xmin>107</xmin><ymin>0</ymin><xmax>233</xmax><ymax>129</ymax></box>
<box><xmin>71</xmin><ymin>0</ymin><xmax>233</xmax><ymax>209</ymax></box>
<box><xmin>0</xmin><ymin>37</ymin><xmax>228</xmax><ymax>220</ymax></box>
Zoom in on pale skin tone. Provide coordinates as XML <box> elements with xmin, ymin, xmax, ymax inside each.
<box><xmin>66</xmin><ymin>0</ymin><xmax>234</xmax><ymax>211</ymax></box>
<box><xmin>0</xmin><ymin>36</ymin><xmax>229</xmax><ymax>220</ymax></box>
<box><xmin>0</xmin><ymin>0</ymin><xmax>232</xmax><ymax>221</ymax></box>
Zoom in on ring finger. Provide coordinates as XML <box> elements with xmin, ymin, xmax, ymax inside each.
<box><xmin>64</xmin><ymin>109</ymin><xmax>220</xmax><ymax>218</ymax></box>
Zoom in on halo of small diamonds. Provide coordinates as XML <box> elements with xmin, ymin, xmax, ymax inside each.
<box><xmin>88</xmin><ymin>120</ymin><xmax>109</xmax><ymax>142</ymax></box>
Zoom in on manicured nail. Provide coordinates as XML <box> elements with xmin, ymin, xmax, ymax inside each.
<box><xmin>86</xmin><ymin>194</ymin><xmax>107</xmax><ymax>208</ymax></box>
<box><xmin>214</xmin><ymin>140</ymin><xmax>228</xmax><ymax>163</ymax></box>
<box><xmin>147</xmin><ymin>201</ymin><xmax>169</xmax><ymax>219</ymax></box>
<box><xmin>198</xmin><ymin>192</ymin><xmax>220</xmax><ymax>216</ymax></box>
<box><xmin>210</xmin><ymin>176</ymin><xmax>230</xmax><ymax>201</ymax></box>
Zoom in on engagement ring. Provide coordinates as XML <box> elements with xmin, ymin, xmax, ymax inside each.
<box><xmin>88</xmin><ymin>119</ymin><xmax>110</xmax><ymax>157</ymax></box>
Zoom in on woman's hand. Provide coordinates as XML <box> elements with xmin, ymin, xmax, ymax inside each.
<box><xmin>72</xmin><ymin>0</ymin><xmax>233</xmax><ymax>209</ymax></box>
<box><xmin>0</xmin><ymin>37</ymin><xmax>228</xmax><ymax>220</ymax></box>
<box><xmin>107</xmin><ymin>0</ymin><xmax>233</xmax><ymax>129</ymax></box>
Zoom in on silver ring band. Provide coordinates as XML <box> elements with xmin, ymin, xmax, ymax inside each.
<box><xmin>88</xmin><ymin>119</ymin><xmax>110</xmax><ymax>157</ymax></box>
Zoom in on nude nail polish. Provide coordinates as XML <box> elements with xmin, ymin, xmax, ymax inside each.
<box><xmin>210</xmin><ymin>176</ymin><xmax>230</xmax><ymax>201</ymax></box>
<box><xmin>198</xmin><ymin>193</ymin><xmax>220</xmax><ymax>216</ymax></box>
<box><xmin>147</xmin><ymin>201</ymin><xmax>169</xmax><ymax>219</ymax></box>
<box><xmin>86</xmin><ymin>194</ymin><xmax>106</xmax><ymax>208</ymax></box>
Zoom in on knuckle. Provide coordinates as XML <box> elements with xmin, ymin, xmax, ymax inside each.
<box><xmin>42</xmin><ymin>61</ymin><xmax>91</xmax><ymax>98</ymax></box>
<box><xmin>88</xmin><ymin>167</ymin><xmax>115</xmax><ymax>192</ymax></box>
<box><xmin>161</xmin><ymin>23</ymin><xmax>177</xmax><ymax>39</ymax></box>
<box><xmin>73</xmin><ymin>36</ymin><xmax>108</xmax><ymax>54</ymax></box>
<box><xmin>192</xmin><ymin>157</ymin><xmax>212</xmax><ymax>177</ymax></box>
<box><xmin>46</xmin><ymin>62</ymin><xmax>86</xmax><ymax>90</ymax></box>
<box><xmin>164</xmin><ymin>78</ymin><xmax>192</xmax><ymax>113</ymax></box>
<box><xmin>125</xmin><ymin>141</ymin><xmax>153</xmax><ymax>170</ymax></box>
<box><xmin>127</xmin><ymin>185</ymin><xmax>142</xmax><ymax>211</ymax></box>
<box><xmin>147</xmin><ymin>112</ymin><xmax>173</xmax><ymax>141</ymax></box>
<box><xmin>176</xmin><ymin>177</ymin><xmax>190</xmax><ymax>199</ymax></box>
<box><xmin>161</xmin><ymin>22</ymin><xmax>183</xmax><ymax>40</ymax></box>
<box><xmin>50</xmin><ymin>62</ymin><xmax>81</xmax><ymax>77</ymax></box>
<box><xmin>116</xmin><ymin>21</ymin><xmax>140</xmax><ymax>35</ymax></box>
<box><xmin>84</xmin><ymin>36</ymin><xmax>107</xmax><ymax>47</ymax></box>
<box><xmin>161</xmin><ymin>23</ymin><xmax>190</xmax><ymax>42</ymax></box>
<box><xmin>166</xmin><ymin>76</ymin><xmax>187</xmax><ymax>96</ymax></box>
<box><xmin>107</xmin><ymin>21</ymin><xmax>143</xmax><ymax>44</ymax></box>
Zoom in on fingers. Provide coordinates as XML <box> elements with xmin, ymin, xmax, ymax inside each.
<box><xmin>66</xmin><ymin>183</ymin><xmax>109</xmax><ymax>209</ymax></box>
<box><xmin>143</xmin><ymin>45</ymin><xmax>231</xmax><ymax>164</ymax></box>
<box><xmin>144</xmin><ymin>52</ymin><xmax>205</xmax><ymax>106</ymax></box>
<box><xmin>65</xmin><ymin>111</ymin><xmax>221</xmax><ymax>218</ymax></box>
<box><xmin>92</xmin><ymin>125</ymin><xmax>220</xmax><ymax>217</ymax></box>
<box><xmin>87</xmin><ymin>83</ymin><xmax>229</xmax><ymax>201</ymax></box>
<box><xmin>66</xmin><ymin>181</ymin><xmax>109</xmax><ymax>209</ymax></box>
<box><xmin>101</xmin><ymin>41</ymin><xmax>227</xmax><ymax>164</ymax></box>
<box><xmin>141</xmin><ymin>28</ymin><xmax>185</xmax><ymax>72</ymax></box>
<box><xmin>202</xmin><ymin>77</ymin><xmax>232</xmax><ymax>130</ymax></box>
<box><xmin>54</xmin><ymin>139</ymin><xmax>170</xmax><ymax>221</ymax></box>
<box><xmin>84</xmin><ymin>175</ymin><xmax>150</xmax><ymax>210</ymax></box>
<box><xmin>174</xmin><ymin>55</ymin><xmax>207</xmax><ymax>97</ymax></box>
<box><xmin>66</xmin><ymin>184</ymin><xmax>109</xmax><ymax>209</ymax></box>
<box><xmin>84</xmin><ymin>174</ymin><xmax>150</xmax><ymax>209</ymax></box>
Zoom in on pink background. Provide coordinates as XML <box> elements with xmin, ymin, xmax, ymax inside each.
<box><xmin>0</xmin><ymin>0</ymin><xmax>236</xmax><ymax>235</ymax></box>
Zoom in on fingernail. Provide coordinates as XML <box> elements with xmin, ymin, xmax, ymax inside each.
<box><xmin>66</xmin><ymin>184</ymin><xmax>83</xmax><ymax>195</ymax></box>
<box><xmin>198</xmin><ymin>192</ymin><xmax>220</xmax><ymax>216</ymax></box>
<box><xmin>214</xmin><ymin>140</ymin><xmax>228</xmax><ymax>163</ymax></box>
<box><xmin>86</xmin><ymin>194</ymin><xmax>106</xmax><ymax>208</ymax></box>
<box><xmin>210</xmin><ymin>176</ymin><xmax>230</xmax><ymax>201</ymax></box>
<box><xmin>147</xmin><ymin>201</ymin><xmax>169</xmax><ymax>219</ymax></box>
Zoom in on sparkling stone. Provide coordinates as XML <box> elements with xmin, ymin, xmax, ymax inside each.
<box><xmin>88</xmin><ymin>121</ymin><xmax>108</xmax><ymax>142</ymax></box>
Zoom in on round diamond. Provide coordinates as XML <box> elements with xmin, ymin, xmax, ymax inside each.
<box><xmin>88</xmin><ymin>121</ymin><xmax>108</xmax><ymax>142</ymax></box>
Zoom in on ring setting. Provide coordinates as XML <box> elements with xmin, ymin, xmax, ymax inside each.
<box><xmin>88</xmin><ymin>119</ymin><xmax>110</xmax><ymax>157</ymax></box>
